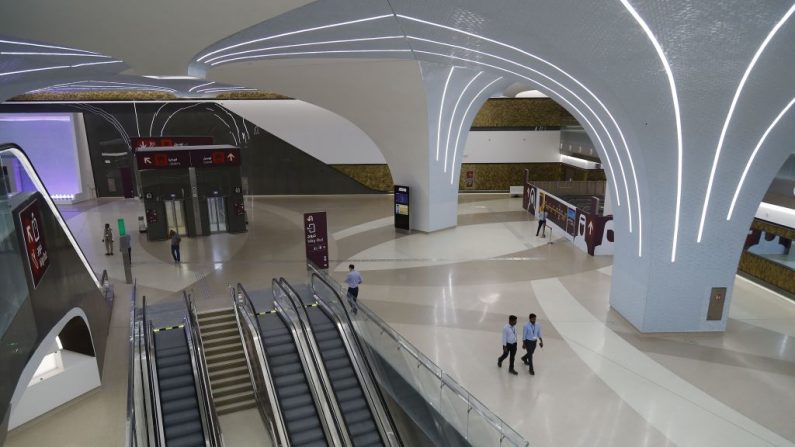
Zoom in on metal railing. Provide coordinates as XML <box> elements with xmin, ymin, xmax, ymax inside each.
<box><xmin>125</xmin><ymin>281</ymin><xmax>138</xmax><ymax>447</ymax></box>
<box><xmin>531</xmin><ymin>180</ymin><xmax>605</xmax><ymax>198</ymax></box>
<box><xmin>183</xmin><ymin>292</ymin><xmax>223</xmax><ymax>446</ymax></box>
<box><xmin>308</xmin><ymin>263</ymin><xmax>530</xmax><ymax>447</ymax></box>
<box><xmin>304</xmin><ymin>274</ymin><xmax>401</xmax><ymax>446</ymax></box>
<box><xmin>232</xmin><ymin>285</ymin><xmax>287</xmax><ymax>447</ymax></box>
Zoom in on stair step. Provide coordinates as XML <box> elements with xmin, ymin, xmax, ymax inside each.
<box><xmin>213</xmin><ymin>381</ymin><xmax>253</xmax><ymax>398</ymax></box>
<box><xmin>197</xmin><ymin>313</ymin><xmax>236</xmax><ymax>326</ymax></box>
<box><xmin>199</xmin><ymin>320</ymin><xmax>238</xmax><ymax>333</ymax></box>
<box><xmin>208</xmin><ymin>362</ymin><xmax>247</xmax><ymax>378</ymax></box>
<box><xmin>204</xmin><ymin>336</ymin><xmax>243</xmax><ymax>350</ymax></box>
<box><xmin>205</xmin><ymin>349</ymin><xmax>244</xmax><ymax>363</ymax></box>
<box><xmin>217</xmin><ymin>398</ymin><xmax>257</xmax><ymax>415</ymax></box>
<box><xmin>211</xmin><ymin>374</ymin><xmax>250</xmax><ymax>389</ymax></box>
<box><xmin>197</xmin><ymin>308</ymin><xmax>234</xmax><ymax>319</ymax></box>
<box><xmin>214</xmin><ymin>390</ymin><xmax>255</xmax><ymax>407</ymax></box>
<box><xmin>200</xmin><ymin>327</ymin><xmax>240</xmax><ymax>340</ymax></box>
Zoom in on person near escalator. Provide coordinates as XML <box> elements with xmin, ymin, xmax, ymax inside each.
<box><xmin>169</xmin><ymin>229</ymin><xmax>181</xmax><ymax>263</ymax></box>
<box><xmin>345</xmin><ymin>264</ymin><xmax>362</xmax><ymax>312</ymax></box>
<box><xmin>102</xmin><ymin>223</ymin><xmax>114</xmax><ymax>255</ymax></box>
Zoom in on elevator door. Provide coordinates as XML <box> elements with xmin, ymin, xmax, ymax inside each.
<box><xmin>207</xmin><ymin>197</ymin><xmax>227</xmax><ymax>233</ymax></box>
<box><xmin>164</xmin><ymin>200</ymin><xmax>186</xmax><ymax>235</ymax></box>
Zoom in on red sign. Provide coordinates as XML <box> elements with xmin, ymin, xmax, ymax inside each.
<box><xmin>136</xmin><ymin>150</ymin><xmax>191</xmax><ymax>169</ymax></box>
<box><xmin>136</xmin><ymin>148</ymin><xmax>241</xmax><ymax>169</ymax></box>
<box><xmin>131</xmin><ymin>136</ymin><xmax>213</xmax><ymax>152</ymax></box>
<box><xmin>18</xmin><ymin>199</ymin><xmax>50</xmax><ymax>288</ymax></box>
<box><xmin>304</xmin><ymin>212</ymin><xmax>329</xmax><ymax>269</ymax></box>
<box><xmin>192</xmin><ymin>148</ymin><xmax>241</xmax><ymax>167</ymax></box>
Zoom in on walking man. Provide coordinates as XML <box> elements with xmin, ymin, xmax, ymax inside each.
<box><xmin>536</xmin><ymin>207</ymin><xmax>547</xmax><ymax>237</ymax></box>
<box><xmin>497</xmin><ymin>315</ymin><xmax>519</xmax><ymax>375</ymax></box>
<box><xmin>520</xmin><ymin>313</ymin><xmax>544</xmax><ymax>375</ymax></box>
<box><xmin>169</xmin><ymin>230</ymin><xmax>181</xmax><ymax>263</ymax></box>
<box><xmin>345</xmin><ymin>264</ymin><xmax>363</xmax><ymax>311</ymax></box>
<box><xmin>102</xmin><ymin>223</ymin><xmax>114</xmax><ymax>255</ymax></box>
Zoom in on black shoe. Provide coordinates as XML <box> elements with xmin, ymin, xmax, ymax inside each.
<box><xmin>497</xmin><ymin>358</ymin><xmax>502</xmax><ymax>368</ymax></box>
<box><xmin>529</xmin><ymin>369</ymin><xmax>535</xmax><ymax>375</ymax></box>
<box><xmin>509</xmin><ymin>369</ymin><xmax>518</xmax><ymax>375</ymax></box>
<box><xmin>521</xmin><ymin>358</ymin><xmax>529</xmax><ymax>365</ymax></box>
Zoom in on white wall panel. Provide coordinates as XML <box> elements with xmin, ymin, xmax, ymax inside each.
<box><xmin>462</xmin><ymin>131</ymin><xmax>561</xmax><ymax>163</ymax></box>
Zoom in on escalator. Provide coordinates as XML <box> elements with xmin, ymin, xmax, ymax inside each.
<box><xmin>281</xmin><ymin>281</ymin><xmax>390</xmax><ymax>447</ymax></box>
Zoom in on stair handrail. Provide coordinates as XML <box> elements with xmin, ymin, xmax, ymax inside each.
<box><xmin>234</xmin><ymin>283</ymin><xmax>290</xmax><ymax>447</ymax></box>
<box><xmin>308</xmin><ymin>264</ymin><xmax>530</xmax><ymax>447</ymax></box>
<box><xmin>276</xmin><ymin>278</ymin><xmax>355</xmax><ymax>447</ymax></box>
<box><xmin>271</xmin><ymin>279</ymin><xmax>348</xmax><ymax>447</ymax></box>
<box><xmin>183</xmin><ymin>291</ymin><xmax>223</xmax><ymax>447</ymax></box>
<box><xmin>125</xmin><ymin>280</ymin><xmax>138</xmax><ymax>447</ymax></box>
<box><xmin>142</xmin><ymin>296</ymin><xmax>167</xmax><ymax>447</ymax></box>
<box><xmin>305</xmin><ymin>268</ymin><xmax>402</xmax><ymax>446</ymax></box>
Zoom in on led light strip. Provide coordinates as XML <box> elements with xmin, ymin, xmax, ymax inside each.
<box><xmin>160</xmin><ymin>103</ymin><xmax>203</xmax><ymax>136</ymax></box>
<box><xmin>450</xmin><ymin>77</ymin><xmax>504</xmax><ymax>183</ymax></box>
<box><xmin>210</xmin><ymin>48</ymin><xmax>411</xmax><ymax>66</ymax></box>
<box><xmin>444</xmin><ymin>72</ymin><xmax>482</xmax><ymax>172</ymax></box>
<box><xmin>149</xmin><ymin>103</ymin><xmax>170</xmax><ymax>136</ymax></box>
<box><xmin>398</xmin><ymin>14</ymin><xmax>642</xmax><ymax>256</ymax></box>
<box><xmin>34</xmin><ymin>79</ymin><xmax>177</xmax><ymax>93</ymax></box>
<box><xmin>188</xmin><ymin>81</ymin><xmax>215</xmax><ymax>92</ymax></box>
<box><xmin>618</xmin><ymin>0</ymin><xmax>681</xmax><ymax>262</ymax></box>
<box><xmin>196</xmin><ymin>88</ymin><xmax>258</xmax><ymax>94</ymax></box>
<box><xmin>204</xmin><ymin>36</ymin><xmax>404</xmax><ymax>64</ymax></box>
<box><xmin>0</xmin><ymin>51</ymin><xmax>109</xmax><ymax>58</ymax></box>
<box><xmin>196</xmin><ymin>14</ymin><xmax>394</xmax><ymax>62</ymax></box>
<box><xmin>436</xmin><ymin>66</ymin><xmax>456</xmax><ymax>161</ymax></box>
<box><xmin>212</xmin><ymin>113</ymin><xmax>238</xmax><ymax>145</ymax></box>
<box><xmin>0</xmin><ymin>39</ymin><xmax>98</xmax><ymax>54</ymax></box>
<box><xmin>698</xmin><ymin>4</ymin><xmax>795</xmax><ymax>242</ymax></box>
<box><xmin>726</xmin><ymin>97</ymin><xmax>795</xmax><ymax>220</ymax></box>
<box><xmin>413</xmin><ymin>49</ymin><xmax>621</xmax><ymax>219</ymax></box>
<box><xmin>1</xmin><ymin>147</ymin><xmax>100</xmax><ymax>288</ymax></box>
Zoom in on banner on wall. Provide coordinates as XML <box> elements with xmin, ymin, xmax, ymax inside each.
<box><xmin>304</xmin><ymin>212</ymin><xmax>329</xmax><ymax>269</ymax></box>
<box><xmin>464</xmin><ymin>170</ymin><xmax>475</xmax><ymax>189</ymax></box>
<box><xmin>17</xmin><ymin>199</ymin><xmax>50</xmax><ymax>288</ymax></box>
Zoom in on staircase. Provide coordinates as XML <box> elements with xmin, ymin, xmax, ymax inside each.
<box><xmin>197</xmin><ymin>308</ymin><xmax>257</xmax><ymax>415</ymax></box>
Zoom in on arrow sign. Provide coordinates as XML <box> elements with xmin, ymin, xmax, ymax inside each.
<box><xmin>227</xmin><ymin>153</ymin><xmax>235</xmax><ymax>161</ymax></box>
<box><xmin>143</xmin><ymin>156</ymin><xmax>152</xmax><ymax>164</ymax></box>
<box><xmin>588</xmin><ymin>221</ymin><xmax>594</xmax><ymax>235</ymax></box>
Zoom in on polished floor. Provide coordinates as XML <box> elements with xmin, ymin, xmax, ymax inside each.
<box><xmin>5</xmin><ymin>194</ymin><xmax>795</xmax><ymax>447</ymax></box>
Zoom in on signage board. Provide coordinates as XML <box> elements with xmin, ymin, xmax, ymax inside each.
<box><xmin>136</xmin><ymin>150</ymin><xmax>190</xmax><ymax>169</ymax></box>
<box><xmin>191</xmin><ymin>148</ymin><xmax>241</xmax><ymax>167</ymax></box>
<box><xmin>18</xmin><ymin>199</ymin><xmax>50</xmax><ymax>288</ymax></box>
<box><xmin>135</xmin><ymin>147</ymin><xmax>241</xmax><ymax>170</ymax></box>
<box><xmin>304</xmin><ymin>212</ymin><xmax>329</xmax><ymax>269</ymax></box>
<box><xmin>131</xmin><ymin>136</ymin><xmax>213</xmax><ymax>152</ymax></box>
<box><xmin>394</xmin><ymin>185</ymin><xmax>410</xmax><ymax>230</ymax></box>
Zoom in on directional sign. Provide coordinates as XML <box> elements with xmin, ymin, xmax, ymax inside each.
<box><xmin>18</xmin><ymin>199</ymin><xmax>50</xmax><ymax>288</ymax></box>
<box><xmin>192</xmin><ymin>148</ymin><xmax>241</xmax><ymax>167</ymax></box>
<box><xmin>131</xmin><ymin>136</ymin><xmax>213</xmax><ymax>152</ymax></box>
<box><xmin>304</xmin><ymin>212</ymin><xmax>329</xmax><ymax>269</ymax></box>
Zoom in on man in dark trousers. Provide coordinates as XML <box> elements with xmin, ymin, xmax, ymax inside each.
<box><xmin>169</xmin><ymin>229</ymin><xmax>181</xmax><ymax>263</ymax></box>
<box><xmin>521</xmin><ymin>313</ymin><xmax>544</xmax><ymax>375</ymax></box>
<box><xmin>536</xmin><ymin>207</ymin><xmax>547</xmax><ymax>237</ymax></box>
<box><xmin>345</xmin><ymin>264</ymin><xmax>363</xmax><ymax>312</ymax></box>
<box><xmin>497</xmin><ymin>315</ymin><xmax>519</xmax><ymax>375</ymax></box>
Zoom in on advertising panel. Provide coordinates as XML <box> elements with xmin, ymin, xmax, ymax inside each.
<box><xmin>18</xmin><ymin>199</ymin><xmax>50</xmax><ymax>288</ymax></box>
<box><xmin>394</xmin><ymin>185</ymin><xmax>410</xmax><ymax>230</ymax></box>
<box><xmin>304</xmin><ymin>212</ymin><xmax>329</xmax><ymax>269</ymax></box>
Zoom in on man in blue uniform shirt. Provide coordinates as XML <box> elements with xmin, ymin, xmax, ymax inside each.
<box><xmin>497</xmin><ymin>315</ymin><xmax>519</xmax><ymax>375</ymax></box>
<box><xmin>521</xmin><ymin>313</ymin><xmax>544</xmax><ymax>375</ymax></box>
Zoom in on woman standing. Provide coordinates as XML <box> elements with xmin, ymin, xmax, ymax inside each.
<box><xmin>102</xmin><ymin>223</ymin><xmax>114</xmax><ymax>255</ymax></box>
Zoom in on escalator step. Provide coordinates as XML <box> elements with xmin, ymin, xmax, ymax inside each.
<box><xmin>273</xmin><ymin>373</ymin><xmax>304</xmax><ymax>388</ymax></box>
<box><xmin>167</xmin><ymin>433</ymin><xmax>206</xmax><ymax>447</ymax></box>
<box><xmin>328</xmin><ymin>368</ymin><xmax>355</xmax><ymax>381</ymax></box>
<box><xmin>162</xmin><ymin>397</ymin><xmax>199</xmax><ymax>414</ymax></box>
<box><xmin>323</xmin><ymin>347</ymin><xmax>347</xmax><ymax>361</ymax></box>
<box><xmin>165</xmin><ymin>420</ymin><xmax>202</xmax><ymax>440</ymax></box>
<box><xmin>340</xmin><ymin>398</ymin><xmax>367</xmax><ymax>413</ymax></box>
<box><xmin>353</xmin><ymin>432</ymin><xmax>383</xmax><ymax>446</ymax></box>
<box><xmin>336</xmin><ymin>387</ymin><xmax>364</xmax><ymax>402</ymax></box>
<box><xmin>268</xmin><ymin>342</ymin><xmax>298</xmax><ymax>357</ymax></box>
<box><xmin>279</xmin><ymin>383</ymin><xmax>310</xmax><ymax>399</ymax></box>
<box><xmin>317</xmin><ymin>339</ymin><xmax>343</xmax><ymax>350</ymax></box>
<box><xmin>283</xmin><ymin>405</ymin><xmax>317</xmax><ymax>421</ymax></box>
<box><xmin>159</xmin><ymin>375</ymin><xmax>194</xmax><ymax>390</ymax></box>
<box><xmin>271</xmin><ymin>363</ymin><xmax>302</xmax><ymax>376</ymax></box>
<box><xmin>325</xmin><ymin>358</ymin><xmax>350</xmax><ymax>370</ymax></box>
<box><xmin>344</xmin><ymin>408</ymin><xmax>372</xmax><ymax>425</ymax></box>
<box><xmin>156</xmin><ymin>345</ymin><xmax>188</xmax><ymax>357</ymax></box>
<box><xmin>280</xmin><ymin>393</ymin><xmax>313</xmax><ymax>411</ymax></box>
<box><xmin>266</xmin><ymin>334</ymin><xmax>294</xmax><ymax>345</ymax></box>
<box><xmin>157</xmin><ymin>353</ymin><xmax>190</xmax><ymax>368</ymax></box>
<box><xmin>164</xmin><ymin>408</ymin><xmax>200</xmax><ymax>426</ymax></box>
<box><xmin>332</xmin><ymin>376</ymin><xmax>359</xmax><ymax>392</ymax></box>
<box><xmin>287</xmin><ymin>416</ymin><xmax>321</xmax><ymax>433</ymax></box>
<box><xmin>269</xmin><ymin>352</ymin><xmax>298</xmax><ymax>367</ymax></box>
<box><xmin>301</xmin><ymin>440</ymin><xmax>329</xmax><ymax>447</ymax></box>
<box><xmin>161</xmin><ymin>385</ymin><xmax>196</xmax><ymax>401</ymax></box>
<box><xmin>158</xmin><ymin>364</ymin><xmax>192</xmax><ymax>379</ymax></box>
<box><xmin>290</xmin><ymin>427</ymin><xmax>325</xmax><ymax>445</ymax></box>
<box><xmin>348</xmin><ymin>420</ymin><xmax>377</xmax><ymax>437</ymax></box>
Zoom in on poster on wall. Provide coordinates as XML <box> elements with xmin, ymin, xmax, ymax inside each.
<box><xmin>18</xmin><ymin>199</ymin><xmax>50</xmax><ymax>288</ymax></box>
<box><xmin>394</xmin><ymin>185</ymin><xmax>410</xmax><ymax>230</ymax></box>
<box><xmin>304</xmin><ymin>212</ymin><xmax>329</xmax><ymax>269</ymax></box>
<box><xmin>464</xmin><ymin>170</ymin><xmax>476</xmax><ymax>189</ymax></box>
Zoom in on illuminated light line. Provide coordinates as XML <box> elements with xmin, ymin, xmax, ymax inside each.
<box><xmin>161</xmin><ymin>103</ymin><xmax>203</xmax><ymax>136</ymax></box>
<box><xmin>698</xmin><ymin>3</ymin><xmax>795</xmax><ymax>243</ymax></box>
<box><xmin>197</xmin><ymin>89</ymin><xmax>258</xmax><ymax>94</ymax></box>
<box><xmin>133</xmin><ymin>102</ymin><xmax>141</xmax><ymax>137</ymax></box>
<box><xmin>38</xmin><ymin>79</ymin><xmax>177</xmax><ymax>92</ymax></box>
<box><xmin>450</xmin><ymin>77</ymin><xmax>503</xmax><ymax>183</ymax></box>
<box><xmin>203</xmin><ymin>36</ymin><xmax>404</xmax><ymax>64</ymax></box>
<box><xmin>210</xmin><ymin>49</ymin><xmax>411</xmax><ymax>66</ymax></box>
<box><xmin>75</xmin><ymin>103</ymin><xmax>130</xmax><ymax>149</ymax></box>
<box><xmin>196</xmin><ymin>14</ymin><xmax>394</xmax><ymax>62</ymax></box>
<box><xmin>0</xmin><ymin>39</ymin><xmax>98</xmax><ymax>54</ymax></box>
<box><xmin>617</xmin><ymin>0</ymin><xmax>681</xmax><ymax>263</ymax></box>
<box><xmin>436</xmin><ymin>66</ymin><xmax>455</xmax><ymax>161</ymax></box>
<box><xmin>70</xmin><ymin>60</ymin><xmax>123</xmax><ymax>68</ymax></box>
<box><xmin>399</xmin><ymin>14</ymin><xmax>642</xmax><ymax>256</ymax></box>
<box><xmin>0</xmin><ymin>65</ymin><xmax>68</xmax><ymax>77</ymax></box>
<box><xmin>727</xmin><ymin>97</ymin><xmax>795</xmax><ymax>220</ymax></box>
<box><xmin>408</xmin><ymin>36</ymin><xmax>630</xmax><ymax>219</ymax></box>
<box><xmin>212</xmin><ymin>112</ymin><xmax>238</xmax><ymax>145</ymax></box>
<box><xmin>412</xmin><ymin>50</ymin><xmax>621</xmax><ymax>222</ymax></box>
<box><xmin>0</xmin><ymin>51</ymin><xmax>109</xmax><ymax>58</ymax></box>
<box><xmin>189</xmin><ymin>81</ymin><xmax>215</xmax><ymax>92</ymax></box>
<box><xmin>0</xmin><ymin>147</ymin><xmax>100</xmax><ymax>288</ymax></box>
<box><xmin>149</xmin><ymin>103</ymin><xmax>170</xmax><ymax>136</ymax></box>
<box><xmin>443</xmin><ymin>72</ymin><xmax>482</xmax><ymax>173</ymax></box>
<box><xmin>43</xmin><ymin>86</ymin><xmax>176</xmax><ymax>92</ymax></box>
<box><xmin>195</xmin><ymin>86</ymin><xmax>255</xmax><ymax>93</ymax></box>
<box><xmin>220</xmin><ymin>106</ymin><xmax>242</xmax><ymax>143</ymax></box>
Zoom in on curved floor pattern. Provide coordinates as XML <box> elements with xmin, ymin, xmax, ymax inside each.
<box><xmin>6</xmin><ymin>194</ymin><xmax>794</xmax><ymax>447</ymax></box>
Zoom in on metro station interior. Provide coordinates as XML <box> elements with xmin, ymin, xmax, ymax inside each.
<box><xmin>1</xmin><ymin>1</ymin><xmax>794</xmax><ymax>446</ymax></box>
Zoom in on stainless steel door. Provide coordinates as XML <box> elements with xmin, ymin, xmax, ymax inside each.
<box><xmin>207</xmin><ymin>197</ymin><xmax>226</xmax><ymax>233</ymax></box>
<box><xmin>164</xmin><ymin>200</ymin><xmax>186</xmax><ymax>235</ymax></box>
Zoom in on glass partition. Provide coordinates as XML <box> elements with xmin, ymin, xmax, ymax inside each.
<box><xmin>309</xmin><ymin>264</ymin><xmax>530</xmax><ymax>447</ymax></box>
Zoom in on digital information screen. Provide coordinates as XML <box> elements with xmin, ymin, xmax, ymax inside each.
<box><xmin>394</xmin><ymin>185</ymin><xmax>410</xmax><ymax>230</ymax></box>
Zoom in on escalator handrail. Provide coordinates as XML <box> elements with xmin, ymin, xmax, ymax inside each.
<box><xmin>125</xmin><ymin>280</ymin><xmax>137</xmax><ymax>447</ymax></box>
<box><xmin>306</xmin><ymin>269</ymin><xmax>402</xmax><ymax>446</ymax></box>
<box><xmin>231</xmin><ymin>285</ymin><xmax>289</xmax><ymax>447</ymax></box>
<box><xmin>142</xmin><ymin>296</ymin><xmax>167</xmax><ymax>447</ymax></box>
<box><xmin>277</xmin><ymin>278</ymin><xmax>354</xmax><ymax>447</ymax></box>
<box><xmin>271</xmin><ymin>279</ymin><xmax>347</xmax><ymax>447</ymax></box>
<box><xmin>0</xmin><ymin>144</ymin><xmax>100</xmax><ymax>288</ymax></box>
<box><xmin>182</xmin><ymin>292</ymin><xmax>222</xmax><ymax>447</ymax></box>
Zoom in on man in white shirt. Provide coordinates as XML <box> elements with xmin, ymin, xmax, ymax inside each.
<box><xmin>345</xmin><ymin>264</ymin><xmax>363</xmax><ymax>312</ymax></box>
<box><xmin>497</xmin><ymin>315</ymin><xmax>519</xmax><ymax>375</ymax></box>
<box><xmin>536</xmin><ymin>208</ymin><xmax>547</xmax><ymax>237</ymax></box>
<box><xmin>521</xmin><ymin>313</ymin><xmax>544</xmax><ymax>375</ymax></box>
